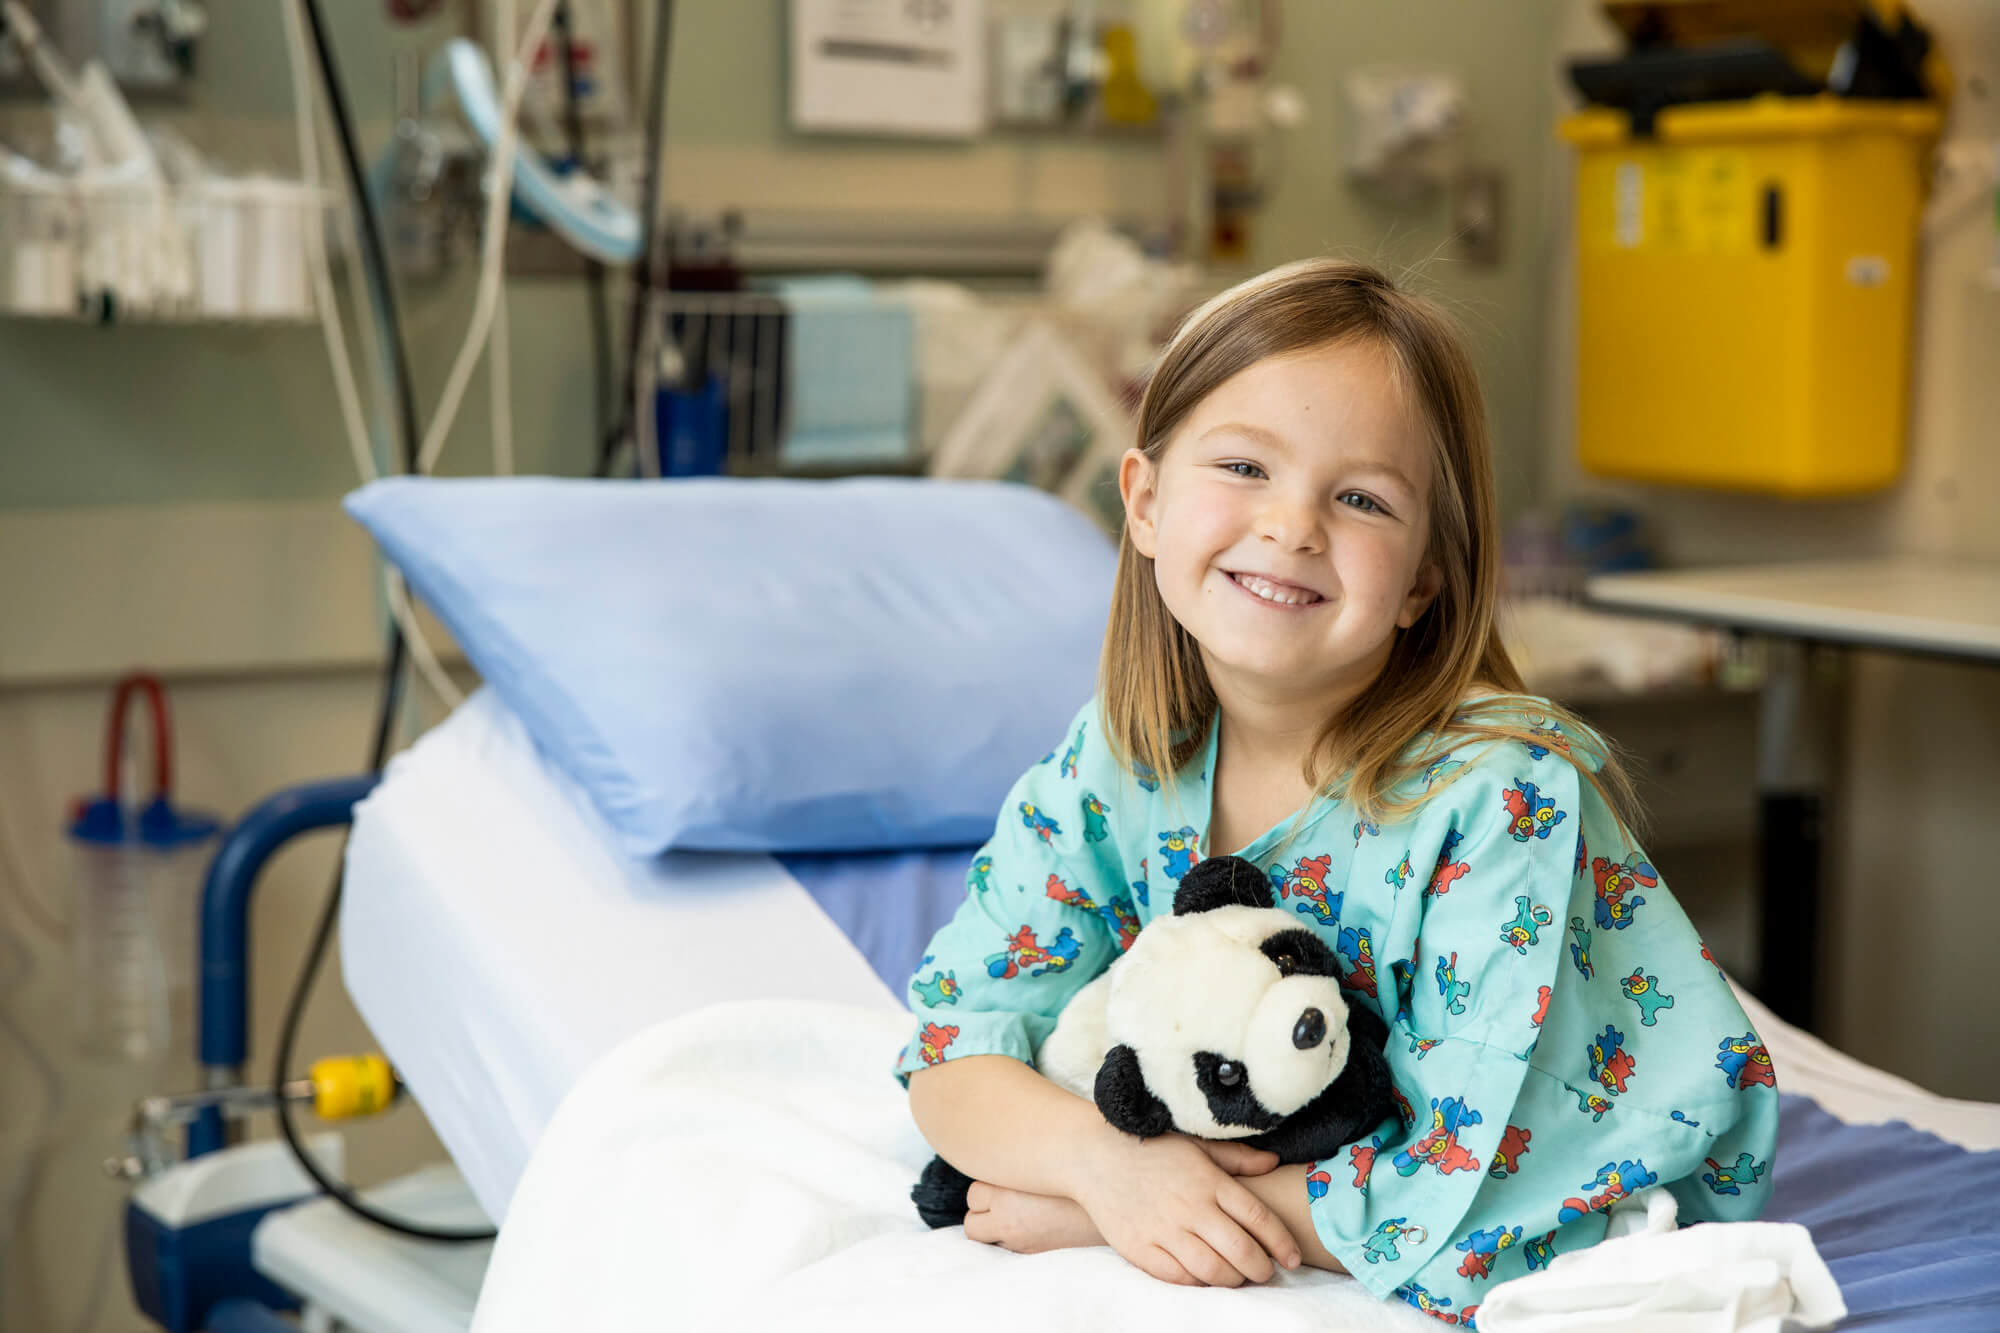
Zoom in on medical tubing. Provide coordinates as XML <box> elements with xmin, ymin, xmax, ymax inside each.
<box><xmin>299</xmin><ymin>0</ymin><xmax>420</xmax><ymax>476</ymax></box>
<box><xmin>102</xmin><ymin>672</ymin><xmax>171</xmax><ymax>802</ymax></box>
<box><xmin>602</xmin><ymin>0</ymin><xmax>674</xmax><ymax>477</ymax></box>
<box><xmin>268</xmin><ymin>638</ymin><xmax>495</xmax><ymax>1243</ymax></box>
<box><xmin>280</xmin><ymin>0</ymin><xmax>376</xmax><ymax>485</ymax></box>
<box><xmin>279</xmin><ymin>8</ymin><xmax>493</xmax><ymax>1241</ymax></box>
<box><xmin>415</xmin><ymin>0</ymin><xmax>561</xmax><ymax>476</ymax></box>
<box><xmin>386</xmin><ymin>569</ymin><xmax>465</xmax><ymax>710</ymax></box>
<box><xmin>555</xmin><ymin>0</ymin><xmax>615</xmax><ymax>461</ymax></box>
<box><xmin>487</xmin><ymin>0</ymin><xmax>516</xmax><ymax>478</ymax></box>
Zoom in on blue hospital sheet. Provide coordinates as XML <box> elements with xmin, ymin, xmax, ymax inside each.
<box><xmin>1766</xmin><ymin>1094</ymin><xmax>2000</xmax><ymax>1330</ymax></box>
<box><xmin>778</xmin><ymin>845</ymin><xmax>979</xmax><ymax>996</ymax></box>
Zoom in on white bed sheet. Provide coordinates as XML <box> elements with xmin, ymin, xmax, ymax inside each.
<box><xmin>341</xmin><ymin>691</ymin><xmax>899</xmax><ymax>1223</ymax></box>
<box><xmin>343</xmin><ymin>693</ymin><xmax>2000</xmax><ymax>1228</ymax></box>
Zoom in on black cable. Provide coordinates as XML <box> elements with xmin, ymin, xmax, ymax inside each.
<box><xmin>277</xmin><ymin>0</ymin><xmax>495</xmax><ymax>1244</ymax></box>
<box><xmin>597</xmin><ymin>0</ymin><xmax>675</xmax><ymax>478</ymax></box>
<box><xmin>554</xmin><ymin>1</ymin><xmax>615</xmax><ymax>465</ymax></box>
<box><xmin>299</xmin><ymin>0</ymin><xmax>421</xmax><ymax>475</ymax></box>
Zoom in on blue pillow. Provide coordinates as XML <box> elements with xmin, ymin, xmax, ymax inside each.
<box><xmin>344</xmin><ymin>476</ymin><xmax>1115</xmax><ymax>856</ymax></box>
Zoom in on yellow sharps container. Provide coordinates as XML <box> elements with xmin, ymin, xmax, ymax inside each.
<box><xmin>1561</xmin><ymin>94</ymin><xmax>1940</xmax><ymax>496</ymax></box>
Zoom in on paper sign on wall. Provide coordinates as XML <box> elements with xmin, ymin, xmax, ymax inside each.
<box><xmin>790</xmin><ymin>0</ymin><xmax>987</xmax><ymax>139</ymax></box>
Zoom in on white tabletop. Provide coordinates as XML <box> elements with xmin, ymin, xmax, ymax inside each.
<box><xmin>1584</xmin><ymin>556</ymin><xmax>2000</xmax><ymax>662</ymax></box>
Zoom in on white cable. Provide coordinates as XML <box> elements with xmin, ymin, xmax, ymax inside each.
<box><xmin>417</xmin><ymin>0</ymin><xmax>559</xmax><ymax>475</ymax></box>
<box><xmin>286</xmin><ymin>0</ymin><xmax>467</xmax><ymax>718</ymax></box>
<box><xmin>280</xmin><ymin>0</ymin><xmax>375</xmax><ymax>484</ymax></box>
<box><xmin>386</xmin><ymin>570</ymin><xmax>467</xmax><ymax>710</ymax></box>
<box><xmin>635</xmin><ymin>290</ymin><xmax>661</xmax><ymax>477</ymax></box>
<box><xmin>489</xmin><ymin>0</ymin><xmax>518</xmax><ymax>477</ymax></box>
<box><xmin>491</xmin><ymin>251</ymin><xmax>515</xmax><ymax>475</ymax></box>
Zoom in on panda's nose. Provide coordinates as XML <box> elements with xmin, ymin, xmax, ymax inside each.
<box><xmin>1293</xmin><ymin>1007</ymin><xmax>1326</xmax><ymax>1050</ymax></box>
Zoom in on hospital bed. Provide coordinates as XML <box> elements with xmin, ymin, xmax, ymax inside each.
<box><xmin>243</xmin><ymin>685</ymin><xmax>2000</xmax><ymax>1331</ymax></box>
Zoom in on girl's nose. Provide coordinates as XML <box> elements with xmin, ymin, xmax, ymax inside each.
<box><xmin>1257</xmin><ymin>497</ymin><xmax>1323</xmax><ymax>553</ymax></box>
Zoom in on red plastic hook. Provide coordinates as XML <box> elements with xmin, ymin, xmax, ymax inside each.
<box><xmin>103</xmin><ymin>671</ymin><xmax>173</xmax><ymax>804</ymax></box>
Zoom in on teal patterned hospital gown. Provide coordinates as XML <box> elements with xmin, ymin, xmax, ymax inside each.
<box><xmin>895</xmin><ymin>697</ymin><xmax>1780</xmax><ymax>1329</ymax></box>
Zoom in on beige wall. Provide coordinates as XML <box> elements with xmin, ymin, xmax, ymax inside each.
<box><xmin>1542</xmin><ymin>0</ymin><xmax>2000</xmax><ymax>1099</ymax></box>
<box><xmin>1253</xmin><ymin>0</ymin><xmax>1567</xmax><ymax>523</ymax></box>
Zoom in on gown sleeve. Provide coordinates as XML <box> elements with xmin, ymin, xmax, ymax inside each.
<box><xmin>1309</xmin><ymin>737</ymin><xmax>1780</xmax><ymax>1328</ymax></box>
<box><xmin>893</xmin><ymin>699</ymin><xmax>1133</xmax><ymax>1086</ymax></box>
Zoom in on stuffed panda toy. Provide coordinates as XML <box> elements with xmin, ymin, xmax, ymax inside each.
<box><xmin>912</xmin><ymin>854</ymin><xmax>1397</xmax><ymax>1229</ymax></box>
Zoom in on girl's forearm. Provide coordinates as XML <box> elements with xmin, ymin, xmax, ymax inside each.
<box><xmin>1236</xmin><ymin>1165</ymin><xmax>1347</xmax><ymax>1273</ymax></box>
<box><xmin>907</xmin><ymin>1054</ymin><xmax>1115</xmax><ymax>1198</ymax></box>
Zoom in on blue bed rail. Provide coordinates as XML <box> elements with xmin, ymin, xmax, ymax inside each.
<box><xmin>190</xmin><ymin>775</ymin><xmax>378</xmax><ymax>1158</ymax></box>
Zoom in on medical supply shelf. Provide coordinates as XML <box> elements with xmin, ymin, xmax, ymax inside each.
<box><xmin>0</xmin><ymin>172</ymin><xmax>334</xmax><ymax>322</ymax></box>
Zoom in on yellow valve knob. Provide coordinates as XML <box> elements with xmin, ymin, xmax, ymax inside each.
<box><xmin>308</xmin><ymin>1053</ymin><xmax>398</xmax><ymax>1120</ymax></box>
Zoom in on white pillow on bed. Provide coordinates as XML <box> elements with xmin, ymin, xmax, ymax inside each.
<box><xmin>345</xmin><ymin>475</ymin><xmax>1115</xmax><ymax>856</ymax></box>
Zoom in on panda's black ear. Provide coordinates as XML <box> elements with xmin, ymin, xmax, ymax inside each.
<box><xmin>1095</xmin><ymin>1044</ymin><xmax>1175</xmax><ymax>1138</ymax></box>
<box><xmin>1173</xmin><ymin>855</ymin><xmax>1273</xmax><ymax>915</ymax></box>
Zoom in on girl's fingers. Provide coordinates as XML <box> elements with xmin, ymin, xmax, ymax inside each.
<box><xmin>1138</xmin><ymin>1244</ymin><xmax>1199</xmax><ymax>1287</ymax></box>
<box><xmin>1219</xmin><ymin>1179</ymin><xmax>1303</xmax><ymax>1271</ymax></box>
<box><xmin>1198</xmin><ymin>1139</ymin><xmax>1281</xmax><ymax>1176</ymax></box>
<box><xmin>1198</xmin><ymin>1215</ymin><xmax>1276</xmax><ymax>1284</ymax></box>
<box><xmin>1168</xmin><ymin>1233</ymin><xmax>1248</xmax><ymax>1288</ymax></box>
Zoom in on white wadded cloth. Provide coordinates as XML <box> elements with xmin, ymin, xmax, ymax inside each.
<box><xmin>1478</xmin><ymin>1185</ymin><xmax>1846</xmax><ymax>1333</ymax></box>
<box><xmin>470</xmin><ymin>999</ymin><xmax>1841</xmax><ymax>1333</ymax></box>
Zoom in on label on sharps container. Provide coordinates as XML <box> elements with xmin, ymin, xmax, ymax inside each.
<box><xmin>1596</xmin><ymin>151</ymin><xmax>1754</xmax><ymax>257</ymax></box>
<box><xmin>1615</xmin><ymin>162</ymin><xmax>1643</xmax><ymax>249</ymax></box>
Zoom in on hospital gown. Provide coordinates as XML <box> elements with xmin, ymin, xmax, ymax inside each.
<box><xmin>896</xmin><ymin>697</ymin><xmax>1780</xmax><ymax>1328</ymax></box>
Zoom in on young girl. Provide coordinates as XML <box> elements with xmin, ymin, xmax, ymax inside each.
<box><xmin>899</xmin><ymin>258</ymin><xmax>1778</xmax><ymax>1328</ymax></box>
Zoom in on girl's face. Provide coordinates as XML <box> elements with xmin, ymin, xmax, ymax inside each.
<box><xmin>1120</xmin><ymin>338</ymin><xmax>1442</xmax><ymax>711</ymax></box>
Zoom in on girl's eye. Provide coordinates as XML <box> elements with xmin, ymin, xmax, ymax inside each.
<box><xmin>1222</xmin><ymin>461</ymin><xmax>1266</xmax><ymax>479</ymax></box>
<box><xmin>1338</xmin><ymin>491</ymin><xmax>1385</xmax><ymax>514</ymax></box>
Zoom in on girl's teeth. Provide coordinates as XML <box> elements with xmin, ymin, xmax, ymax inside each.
<box><xmin>1235</xmin><ymin>574</ymin><xmax>1321</xmax><ymax>605</ymax></box>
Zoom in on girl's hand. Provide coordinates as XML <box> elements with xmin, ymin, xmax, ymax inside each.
<box><xmin>1070</xmin><ymin>1127</ymin><xmax>1303</xmax><ymax>1287</ymax></box>
<box><xmin>1190</xmin><ymin>1139</ymin><xmax>1281</xmax><ymax>1176</ymax></box>
<box><xmin>964</xmin><ymin>1181</ymin><xmax>1105</xmax><ymax>1253</ymax></box>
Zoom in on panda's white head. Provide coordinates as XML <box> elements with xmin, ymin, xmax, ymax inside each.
<box><xmin>1093</xmin><ymin>853</ymin><xmax>1387</xmax><ymax>1149</ymax></box>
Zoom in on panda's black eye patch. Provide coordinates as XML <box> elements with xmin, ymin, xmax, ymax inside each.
<box><xmin>1260</xmin><ymin>929</ymin><xmax>1340</xmax><ymax>979</ymax></box>
<box><xmin>1194</xmin><ymin>1052</ymin><xmax>1280</xmax><ymax>1129</ymax></box>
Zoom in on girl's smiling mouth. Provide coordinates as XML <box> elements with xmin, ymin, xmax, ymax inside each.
<box><xmin>1225</xmin><ymin>570</ymin><xmax>1327</xmax><ymax>608</ymax></box>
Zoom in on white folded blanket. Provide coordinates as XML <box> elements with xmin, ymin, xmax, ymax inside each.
<box><xmin>470</xmin><ymin>999</ymin><xmax>1839</xmax><ymax>1333</ymax></box>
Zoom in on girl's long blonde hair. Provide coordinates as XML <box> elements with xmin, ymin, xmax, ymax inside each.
<box><xmin>1098</xmin><ymin>257</ymin><xmax>1638</xmax><ymax>835</ymax></box>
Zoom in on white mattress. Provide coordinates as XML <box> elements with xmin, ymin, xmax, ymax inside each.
<box><xmin>341</xmin><ymin>691</ymin><xmax>899</xmax><ymax>1223</ymax></box>
<box><xmin>344</xmin><ymin>695</ymin><xmax>2000</xmax><ymax>1227</ymax></box>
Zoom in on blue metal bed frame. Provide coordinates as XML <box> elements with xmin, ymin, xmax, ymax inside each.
<box><xmin>129</xmin><ymin>774</ymin><xmax>378</xmax><ymax>1333</ymax></box>
<box><xmin>191</xmin><ymin>774</ymin><xmax>378</xmax><ymax>1157</ymax></box>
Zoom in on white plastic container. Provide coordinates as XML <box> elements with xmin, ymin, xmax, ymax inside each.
<box><xmin>0</xmin><ymin>161</ymin><xmax>79</xmax><ymax>315</ymax></box>
<box><xmin>178</xmin><ymin>176</ymin><xmax>328</xmax><ymax>320</ymax></box>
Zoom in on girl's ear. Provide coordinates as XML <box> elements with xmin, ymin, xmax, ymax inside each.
<box><xmin>1119</xmin><ymin>449</ymin><xmax>1159</xmax><ymax>558</ymax></box>
<box><xmin>1398</xmin><ymin>562</ymin><xmax>1444</xmax><ymax>629</ymax></box>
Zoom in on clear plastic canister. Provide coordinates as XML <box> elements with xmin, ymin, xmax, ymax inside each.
<box><xmin>66</xmin><ymin>675</ymin><xmax>218</xmax><ymax>1070</ymax></box>
<box><xmin>69</xmin><ymin>813</ymin><xmax>213</xmax><ymax>1066</ymax></box>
